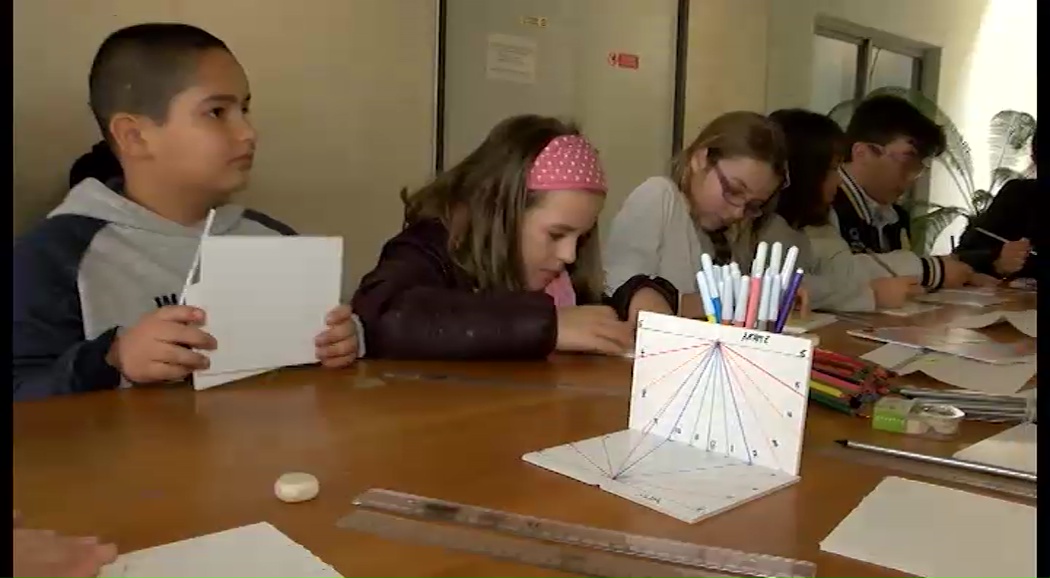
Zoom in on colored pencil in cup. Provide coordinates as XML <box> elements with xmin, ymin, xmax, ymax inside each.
<box><xmin>780</xmin><ymin>245</ymin><xmax>798</xmax><ymax>288</ymax></box>
<box><xmin>733</xmin><ymin>276</ymin><xmax>750</xmax><ymax>327</ymax></box>
<box><xmin>752</xmin><ymin>241</ymin><xmax>769</xmax><ymax>278</ymax></box>
<box><xmin>769</xmin><ymin>242</ymin><xmax>783</xmax><ymax>281</ymax></box>
<box><xmin>768</xmin><ymin>273</ymin><xmax>781</xmax><ymax>334</ymax></box>
<box><xmin>756</xmin><ymin>271</ymin><xmax>774</xmax><ymax>332</ymax></box>
<box><xmin>721</xmin><ymin>275</ymin><xmax>735</xmax><ymax>325</ymax></box>
<box><xmin>695</xmin><ymin>271</ymin><xmax>717</xmax><ymax>323</ymax></box>
<box><xmin>773</xmin><ymin>268</ymin><xmax>804</xmax><ymax>333</ymax></box>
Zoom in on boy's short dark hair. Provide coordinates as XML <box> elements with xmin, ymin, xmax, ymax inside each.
<box><xmin>844</xmin><ymin>95</ymin><xmax>947</xmax><ymax>161</ymax></box>
<box><xmin>89</xmin><ymin>23</ymin><xmax>229</xmax><ymax>144</ymax></box>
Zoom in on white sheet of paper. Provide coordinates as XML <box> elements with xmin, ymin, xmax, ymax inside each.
<box><xmin>486</xmin><ymin>33</ymin><xmax>537</xmax><ymax>84</ymax></box>
<box><xmin>861</xmin><ymin>343</ymin><xmax>1036</xmax><ymax>394</ymax></box>
<box><xmin>950</xmin><ymin>309</ymin><xmax>1037</xmax><ymax>338</ymax></box>
<box><xmin>196</xmin><ymin>236</ymin><xmax>342</xmax><ymax>375</ymax></box>
<box><xmin>99</xmin><ymin>522</ymin><xmax>342</xmax><ymax>577</ymax></box>
<box><xmin>953</xmin><ymin>423</ymin><xmax>1037</xmax><ymax>474</ymax></box>
<box><xmin>820</xmin><ymin>477</ymin><xmax>1036</xmax><ymax>577</ymax></box>
<box><xmin>878</xmin><ymin>302</ymin><xmax>942</xmax><ymax>317</ymax></box>
<box><xmin>182</xmin><ymin>282</ymin><xmax>279</xmax><ymax>390</ymax></box>
<box><xmin>860</xmin><ymin>342</ymin><xmax>924</xmax><ymax>369</ymax></box>
<box><xmin>193</xmin><ymin>367</ymin><xmax>275</xmax><ymax>390</ymax></box>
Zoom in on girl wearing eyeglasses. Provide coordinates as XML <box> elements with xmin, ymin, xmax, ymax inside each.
<box><xmin>602</xmin><ymin>111</ymin><xmax>804</xmax><ymax>319</ymax></box>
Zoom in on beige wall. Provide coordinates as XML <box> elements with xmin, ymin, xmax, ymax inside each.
<box><xmin>13</xmin><ymin>0</ymin><xmax>1037</xmax><ymax>285</ymax></box>
<box><xmin>681</xmin><ymin>0</ymin><xmax>769</xmax><ymax>139</ymax></box>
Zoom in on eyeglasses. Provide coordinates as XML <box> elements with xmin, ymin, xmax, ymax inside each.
<box><xmin>712</xmin><ymin>163</ymin><xmax>787</xmax><ymax>219</ymax></box>
<box><xmin>865</xmin><ymin>143</ymin><xmax>932</xmax><ymax>177</ymax></box>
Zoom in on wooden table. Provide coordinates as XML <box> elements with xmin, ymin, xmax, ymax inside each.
<box><xmin>13</xmin><ymin>291</ymin><xmax>1036</xmax><ymax>577</ymax></box>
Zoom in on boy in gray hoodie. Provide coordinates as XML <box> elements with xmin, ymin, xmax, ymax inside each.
<box><xmin>13</xmin><ymin>23</ymin><xmax>362</xmax><ymax>401</ymax></box>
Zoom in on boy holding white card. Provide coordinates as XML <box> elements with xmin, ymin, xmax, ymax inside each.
<box><xmin>13</xmin><ymin>24</ymin><xmax>360</xmax><ymax>401</ymax></box>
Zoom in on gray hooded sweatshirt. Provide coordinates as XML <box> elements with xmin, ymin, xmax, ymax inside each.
<box><xmin>13</xmin><ymin>178</ymin><xmax>304</xmax><ymax>401</ymax></box>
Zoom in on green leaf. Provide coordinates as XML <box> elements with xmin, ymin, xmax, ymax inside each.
<box><xmin>971</xmin><ymin>188</ymin><xmax>994</xmax><ymax>214</ymax></box>
<box><xmin>989</xmin><ymin>110</ymin><xmax>1036</xmax><ymax>174</ymax></box>
<box><xmin>828</xmin><ymin>99</ymin><xmax>857</xmax><ymax>129</ymax></box>
<box><xmin>910</xmin><ymin>205</ymin><xmax>969</xmax><ymax>254</ymax></box>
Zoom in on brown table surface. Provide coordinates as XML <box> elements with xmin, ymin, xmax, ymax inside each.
<box><xmin>14</xmin><ymin>291</ymin><xmax>1037</xmax><ymax>577</ymax></box>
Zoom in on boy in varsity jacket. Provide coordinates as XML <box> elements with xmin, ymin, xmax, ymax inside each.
<box><xmin>13</xmin><ymin>24</ymin><xmax>362</xmax><ymax>401</ymax></box>
<box><xmin>830</xmin><ymin>95</ymin><xmax>973</xmax><ymax>291</ymax></box>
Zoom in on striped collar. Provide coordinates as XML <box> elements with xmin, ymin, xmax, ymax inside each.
<box><xmin>838</xmin><ymin>166</ymin><xmax>873</xmax><ymax>223</ymax></box>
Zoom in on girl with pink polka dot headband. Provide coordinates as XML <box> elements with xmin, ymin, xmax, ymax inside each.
<box><xmin>353</xmin><ymin>114</ymin><xmax>678</xmax><ymax>361</ymax></box>
<box><xmin>526</xmin><ymin>134</ymin><xmax>608</xmax><ymax>195</ymax></box>
<box><xmin>527</xmin><ymin>134</ymin><xmax>607</xmax><ymax>307</ymax></box>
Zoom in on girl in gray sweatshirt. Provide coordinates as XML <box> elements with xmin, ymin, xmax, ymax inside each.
<box><xmin>602</xmin><ymin>111</ymin><xmax>801</xmax><ymax>316</ymax></box>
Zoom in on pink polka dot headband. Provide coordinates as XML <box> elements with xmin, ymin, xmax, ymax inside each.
<box><xmin>526</xmin><ymin>135</ymin><xmax>607</xmax><ymax>195</ymax></box>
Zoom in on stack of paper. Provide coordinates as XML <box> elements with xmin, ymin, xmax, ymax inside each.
<box><xmin>949</xmin><ymin>309</ymin><xmax>1037</xmax><ymax>338</ymax></box>
<box><xmin>861</xmin><ymin>343</ymin><xmax>1036</xmax><ymax>394</ymax></box>
<box><xmin>99</xmin><ymin>522</ymin><xmax>343</xmax><ymax>577</ymax></box>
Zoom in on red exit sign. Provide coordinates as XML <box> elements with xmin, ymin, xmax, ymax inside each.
<box><xmin>607</xmin><ymin>52</ymin><xmax>640</xmax><ymax>70</ymax></box>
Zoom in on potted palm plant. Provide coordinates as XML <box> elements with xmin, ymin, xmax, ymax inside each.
<box><xmin>827</xmin><ymin>86</ymin><xmax>1036</xmax><ymax>254</ymax></box>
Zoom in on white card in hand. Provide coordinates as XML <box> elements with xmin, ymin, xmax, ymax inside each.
<box><xmin>194</xmin><ymin>236</ymin><xmax>342</xmax><ymax>376</ymax></box>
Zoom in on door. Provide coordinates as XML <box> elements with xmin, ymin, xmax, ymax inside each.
<box><xmin>439</xmin><ymin>0</ymin><xmax>683</xmax><ymax>232</ymax></box>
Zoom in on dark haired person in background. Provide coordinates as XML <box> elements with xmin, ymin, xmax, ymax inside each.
<box><xmin>830</xmin><ymin>95</ymin><xmax>974</xmax><ymax>291</ymax></box>
<box><xmin>771</xmin><ymin>108</ymin><xmax>924</xmax><ymax>311</ymax></box>
<box><xmin>954</xmin><ymin>123</ymin><xmax>1040</xmax><ymax>281</ymax></box>
<box><xmin>68</xmin><ymin>139</ymin><xmax>122</xmax><ymax>189</ymax></box>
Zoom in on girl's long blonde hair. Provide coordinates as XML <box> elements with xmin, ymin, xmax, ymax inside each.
<box><xmin>402</xmin><ymin>114</ymin><xmax>603</xmax><ymax>301</ymax></box>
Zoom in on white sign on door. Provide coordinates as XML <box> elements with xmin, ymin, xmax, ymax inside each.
<box><xmin>485</xmin><ymin>33</ymin><xmax>537</xmax><ymax>84</ymax></box>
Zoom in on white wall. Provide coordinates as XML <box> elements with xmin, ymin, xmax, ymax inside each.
<box><xmin>13</xmin><ymin>0</ymin><xmax>437</xmax><ymax>294</ymax></box>
<box><xmin>765</xmin><ymin>0</ymin><xmax>1038</xmax><ymax>253</ymax></box>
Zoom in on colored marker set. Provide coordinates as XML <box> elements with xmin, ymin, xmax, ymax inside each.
<box><xmin>693</xmin><ymin>241</ymin><xmax>804</xmax><ymax>334</ymax></box>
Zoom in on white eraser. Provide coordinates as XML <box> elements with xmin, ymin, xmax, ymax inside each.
<box><xmin>275</xmin><ymin>472</ymin><xmax>319</xmax><ymax>503</ymax></box>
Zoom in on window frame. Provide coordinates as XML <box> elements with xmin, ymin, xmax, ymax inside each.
<box><xmin>814</xmin><ymin>16</ymin><xmax>940</xmax><ymax>103</ymax></box>
<box><xmin>813</xmin><ymin>17</ymin><xmax>943</xmax><ymax>205</ymax></box>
